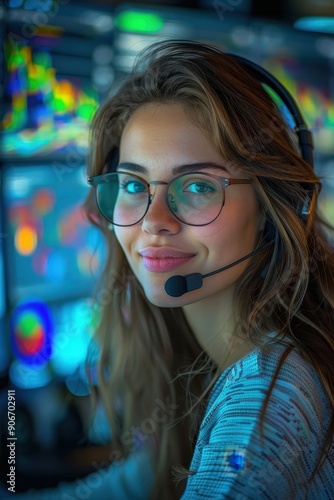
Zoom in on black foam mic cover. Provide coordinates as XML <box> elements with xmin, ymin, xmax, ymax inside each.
<box><xmin>164</xmin><ymin>273</ymin><xmax>203</xmax><ymax>297</ymax></box>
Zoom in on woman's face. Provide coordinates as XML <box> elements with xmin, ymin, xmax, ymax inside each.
<box><xmin>114</xmin><ymin>103</ymin><xmax>264</xmax><ymax>308</ymax></box>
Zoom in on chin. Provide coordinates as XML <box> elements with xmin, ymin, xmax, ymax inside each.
<box><xmin>140</xmin><ymin>282</ymin><xmax>181</xmax><ymax>307</ymax></box>
<box><xmin>145</xmin><ymin>290</ymin><xmax>182</xmax><ymax>308</ymax></box>
<box><xmin>143</xmin><ymin>285</ymin><xmax>204</xmax><ymax>309</ymax></box>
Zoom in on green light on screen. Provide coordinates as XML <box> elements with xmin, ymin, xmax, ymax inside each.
<box><xmin>77</xmin><ymin>103</ymin><xmax>97</xmax><ymax>120</ymax></box>
<box><xmin>116</xmin><ymin>11</ymin><xmax>164</xmax><ymax>33</ymax></box>
<box><xmin>19</xmin><ymin>313</ymin><xmax>39</xmax><ymax>337</ymax></box>
<box><xmin>54</xmin><ymin>98</ymin><xmax>66</xmax><ymax>112</ymax></box>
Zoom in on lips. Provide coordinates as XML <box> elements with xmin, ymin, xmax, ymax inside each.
<box><xmin>139</xmin><ymin>247</ymin><xmax>195</xmax><ymax>272</ymax></box>
<box><xmin>139</xmin><ymin>248</ymin><xmax>195</xmax><ymax>258</ymax></box>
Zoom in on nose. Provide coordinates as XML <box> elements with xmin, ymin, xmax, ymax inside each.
<box><xmin>141</xmin><ymin>185</ymin><xmax>181</xmax><ymax>235</ymax></box>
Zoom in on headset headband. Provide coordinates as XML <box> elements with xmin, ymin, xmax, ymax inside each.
<box><xmin>229</xmin><ymin>54</ymin><xmax>314</xmax><ymax>170</ymax></box>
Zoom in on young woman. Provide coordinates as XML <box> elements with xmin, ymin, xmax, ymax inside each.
<box><xmin>11</xmin><ymin>39</ymin><xmax>334</xmax><ymax>499</ymax></box>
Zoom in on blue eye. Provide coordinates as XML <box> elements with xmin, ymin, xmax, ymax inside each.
<box><xmin>121</xmin><ymin>180</ymin><xmax>146</xmax><ymax>194</ymax></box>
<box><xmin>184</xmin><ymin>181</ymin><xmax>216</xmax><ymax>194</ymax></box>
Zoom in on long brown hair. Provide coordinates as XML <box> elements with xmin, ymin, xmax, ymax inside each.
<box><xmin>84</xmin><ymin>39</ymin><xmax>334</xmax><ymax>498</ymax></box>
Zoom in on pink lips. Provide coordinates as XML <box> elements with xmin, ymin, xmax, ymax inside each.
<box><xmin>139</xmin><ymin>247</ymin><xmax>195</xmax><ymax>272</ymax></box>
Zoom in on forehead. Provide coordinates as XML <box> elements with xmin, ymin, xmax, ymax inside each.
<box><xmin>120</xmin><ymin>103</ymin><xmax>215</xmax><ymax>157</ymax></box>
<box><xmin>119</xmin><ymin>103</ymin><xmax>239</xmax><ymax>177</ymax></box>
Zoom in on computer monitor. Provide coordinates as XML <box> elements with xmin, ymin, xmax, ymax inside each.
<box><xmin>2</xmin><ymin>2</ymin><xmax>114</xmax><ymax>159</ymax></box>
<box><xmin>1</xmin><ymin>161</ymin><xmax>105</xmax><ymax>386</ymax></box>
<box><xmin>1</xmin><ymin>1</ymin><xmax>113</xmax><ymax>387</ymax></box>
<box><xmin>3</xmin><ymin>163</ymin><xmax>105</xmax><ymax>305</ymax></box>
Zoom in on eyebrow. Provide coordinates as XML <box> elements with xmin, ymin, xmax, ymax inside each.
<box><xmin>116</xmin><ymin>162</ymin><xmax>230</xmax><ymax>175</ymax></box>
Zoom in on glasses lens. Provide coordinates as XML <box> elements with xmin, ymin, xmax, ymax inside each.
<box><xmin>96</xmin><ymin>173</ymin><xmax>149</xmax><ymax>225</ymax></box>
<box><xmin>168</xmin><ymin>173</ymin><xmax>223</xmax><ymax>225</ymax></box>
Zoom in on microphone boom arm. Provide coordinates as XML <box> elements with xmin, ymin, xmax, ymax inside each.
<box><xmin>164</xmin><ymin>240</ymin><xmax>273</xmax><ymax>297</ymax></box>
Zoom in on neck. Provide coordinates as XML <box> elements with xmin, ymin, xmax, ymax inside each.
<box><xmin>182</xmin><ymin>287</ymin><xmax>253</xmax><ymax>370</ymax></box>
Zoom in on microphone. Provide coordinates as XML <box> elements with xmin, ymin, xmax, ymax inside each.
<box><xmin>164</xmin><ymin>241</ymin><xmax>273</xmax><ymax>297</ymax></box>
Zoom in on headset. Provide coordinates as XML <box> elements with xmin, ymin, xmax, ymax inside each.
<box><xmin>228</xmin><ymin>53</ymin><xmax>319</xmax><ymax>240</ymax></box>
<box><xmin>232</xmin><ymin>55</ymin><xmax>315</xmax><ymax>173</ymax></box>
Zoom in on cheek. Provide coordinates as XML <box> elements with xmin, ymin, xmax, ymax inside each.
<box><xmin>113</xmin><ymin>227</ymin><xmax>141</xmax><ymax>281</ymax></box>
<box><xmin>196</xmin><ymin>196</ymin><xmax>260</xmax><ymax>246</ymax></box>
<box><xmin>114</xmin><ymin>227</ymin><xmax>132</xmax><ymax>256</ymax></box>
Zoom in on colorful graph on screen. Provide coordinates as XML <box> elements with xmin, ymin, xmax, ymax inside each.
<box><xmin>2</xmin><ymin>40</ymin><xmax>99</xmax><ymax>157</ymax></box>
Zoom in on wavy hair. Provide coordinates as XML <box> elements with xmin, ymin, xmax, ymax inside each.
<box><xmin>84</xmin><ymin>39</ymin><xmax>334</xmax><ymax>498</ymax></box>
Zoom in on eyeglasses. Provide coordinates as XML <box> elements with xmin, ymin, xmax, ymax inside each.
<box><xmin>87</xmin><ymin>171</ymin><xmax>251</xmax><ymax>227</ymax></box>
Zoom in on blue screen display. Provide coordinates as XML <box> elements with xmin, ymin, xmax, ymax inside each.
<box><xmin>3</xmin><ymin>164</ymin><xmax>106</xmax><ymax>305</ymax></box>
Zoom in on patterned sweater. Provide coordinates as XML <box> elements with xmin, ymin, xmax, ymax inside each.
<box><xmin>5</xmin><ymin>345</ymin><xmax>333</xmax><ymax>499</ymax></box>
<box><xmin>181</xmin><ymin>344</ymin><xmax>334</xmax><ymax>499</ymax></box>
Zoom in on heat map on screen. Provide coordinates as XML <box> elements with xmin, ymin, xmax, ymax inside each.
<box><xmin>2</xmin><ymin>41</ymin><xmax>99</xmax><ymax>157</ymax></box>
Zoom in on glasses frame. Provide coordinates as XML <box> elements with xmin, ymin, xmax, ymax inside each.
<box><xmin>87</xmin><ymin>170</ymin><xmax>251</xmax><ymax>227</ymax></box>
